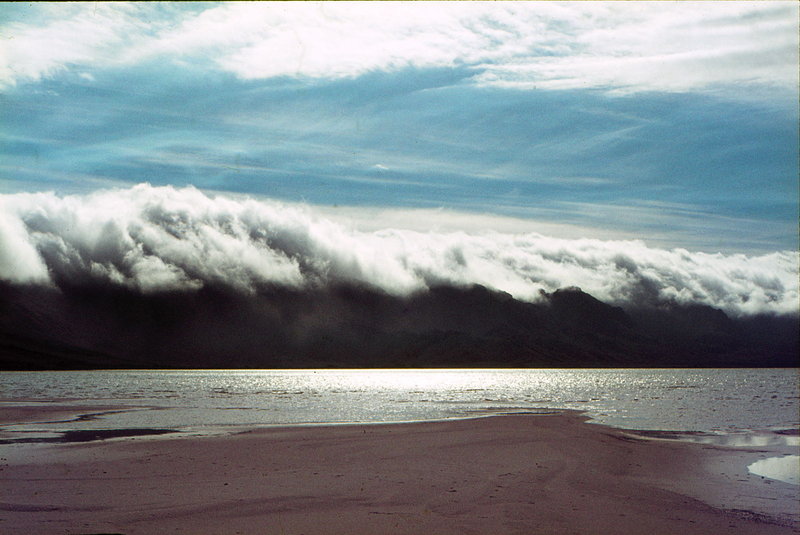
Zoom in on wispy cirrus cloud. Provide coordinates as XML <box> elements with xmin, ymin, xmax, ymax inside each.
<box><xmin>1</xmin><ymin>2</ymin><xmax>797</xmax><ymax>95</ymax></box>
<box><xmin>474</xmin><ymin>2</ymin><xmax>799</xmax><ymax>93</ymax></box>
<box><xmin>0</xmin><ymin>3</ymin><xmax>149</xmax><ymax>86</ymax></box>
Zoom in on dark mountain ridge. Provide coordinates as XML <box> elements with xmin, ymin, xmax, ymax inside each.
<box><xmin>0</xmin><ymin>281</ymin><xmax>796</xmax><ymax>370</ymax></box>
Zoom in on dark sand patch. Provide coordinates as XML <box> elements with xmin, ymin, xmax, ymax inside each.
<box><xmin>0</xmin><ymin>428</ymin><xmax>177</xmax><ymax>444</ymax></box>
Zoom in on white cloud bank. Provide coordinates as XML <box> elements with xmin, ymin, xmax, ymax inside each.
<box><xmin>1</xmin><ymin>2</ymin><xmax>797</xmax><ymax>94</ymax></box>
<box><xmin>0</xmin><ymin>184</ymin><xmax>795</xmax><ymax>317</ymax></box>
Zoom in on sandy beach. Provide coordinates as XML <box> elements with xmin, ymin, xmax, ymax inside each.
<box><xmin>1</xmin><ymin>410</ymin><xmax>798</xmax><ymax>535</ymax></box>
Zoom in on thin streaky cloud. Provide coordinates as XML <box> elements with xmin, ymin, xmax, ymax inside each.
<box><xmin>1</xmin><ymin>2</ymin><xmax>797</xmax><ymax>95</ymax></box>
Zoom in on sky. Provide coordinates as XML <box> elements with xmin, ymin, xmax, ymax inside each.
<box><xmin>0</xmin><ymin>2</ymin><xmax>798</xmax><ymax>316</ymax></box>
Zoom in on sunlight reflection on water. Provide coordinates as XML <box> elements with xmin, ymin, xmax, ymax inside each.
<box><xmin>1</xmin><ymin>369</ymin><xmax>797</xmax><ymax>438</ymax></box>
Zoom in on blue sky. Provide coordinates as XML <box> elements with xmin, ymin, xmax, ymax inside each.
<box><xmin>1</xmin><ymin>2</ymin><xmax>798</xmax><ymax>253</ymax></box>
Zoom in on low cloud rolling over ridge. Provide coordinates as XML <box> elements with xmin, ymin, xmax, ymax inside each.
<box><xmin>1</xmin><ymin>184</ymin><xmax>795</xmax><ymax>317</ymax></box>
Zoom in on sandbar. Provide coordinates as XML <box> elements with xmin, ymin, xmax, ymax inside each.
<box><xmin>1</xmin><ymin>411</ymin><xmax>798</xmax><ymax>534</ymax></box>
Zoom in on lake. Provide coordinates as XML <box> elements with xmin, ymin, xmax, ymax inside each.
<box><xmin>2</xmin><ymin>368</ymin><xmax>797</xmax><ymax>435</ymax></box>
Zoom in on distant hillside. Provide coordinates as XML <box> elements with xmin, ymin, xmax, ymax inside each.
<box><xmin>0</xmin><ymin>281</ymin><xmax>796</xmax><ymax>370</ymax></box>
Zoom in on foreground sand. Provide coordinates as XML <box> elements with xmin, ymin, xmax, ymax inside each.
<box><xmin>1</xmin><ymin>411</ymin><xmax>798</xmax><ymax>534</ymax></box>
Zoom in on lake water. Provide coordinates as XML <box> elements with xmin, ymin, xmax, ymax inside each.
<box><xmin>3</xmin><ymin>368</ymin><xmax>798</xmax><ymax>483</ymax></box>
<box><xmin>1</xmin><ymin>368</ymin><xmax>797</xmax><ymax>434</ymax></box>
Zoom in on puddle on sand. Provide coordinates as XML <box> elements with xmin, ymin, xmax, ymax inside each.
<box><xmin>748</xmin><ymin>455</ymin><xmax>800</xmax><ymax>485</ymax></box>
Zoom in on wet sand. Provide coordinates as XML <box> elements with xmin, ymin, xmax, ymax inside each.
<box><xmin>1</xmin><ymin>411</ymin><xmax>798</xmax><ymax>534</ymax></box>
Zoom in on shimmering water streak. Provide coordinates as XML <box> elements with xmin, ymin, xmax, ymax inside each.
<box><xmin>1</xmin><ymin>369</ymin><xmax>797</xmax><ymax>436</ymax></box>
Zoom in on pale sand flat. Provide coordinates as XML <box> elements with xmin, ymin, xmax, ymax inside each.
<box><xmin>1</xmin><ymin>412</ymin><xmax>797</xmax><ymax>534</ymax></box>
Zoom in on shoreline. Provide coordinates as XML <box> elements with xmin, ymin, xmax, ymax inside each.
<box><xmin>1</xmin><ymin>411</ymin><xmax>798</xmax><ymax>534</ymax></box>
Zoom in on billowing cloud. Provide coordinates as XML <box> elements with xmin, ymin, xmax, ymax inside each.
<box><xmin>0</xmin><ymin>197</ymin><xmax>50</xmax><ymax>285</ymax></box>
<box><xmin>1</xmin><ymin>2</ymin><xmax>797</xmax><ymax>95</ymax></box>
<box><xmin>0</xmin><ymin>184</ymin><xmax>795</xmax><ymax>316</ymax></box>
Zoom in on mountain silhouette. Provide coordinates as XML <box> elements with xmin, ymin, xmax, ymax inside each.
<box><xmin>0</xmin><ymin>281</ymin><xmax>796</xmax><ymax>370</ymax></box>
